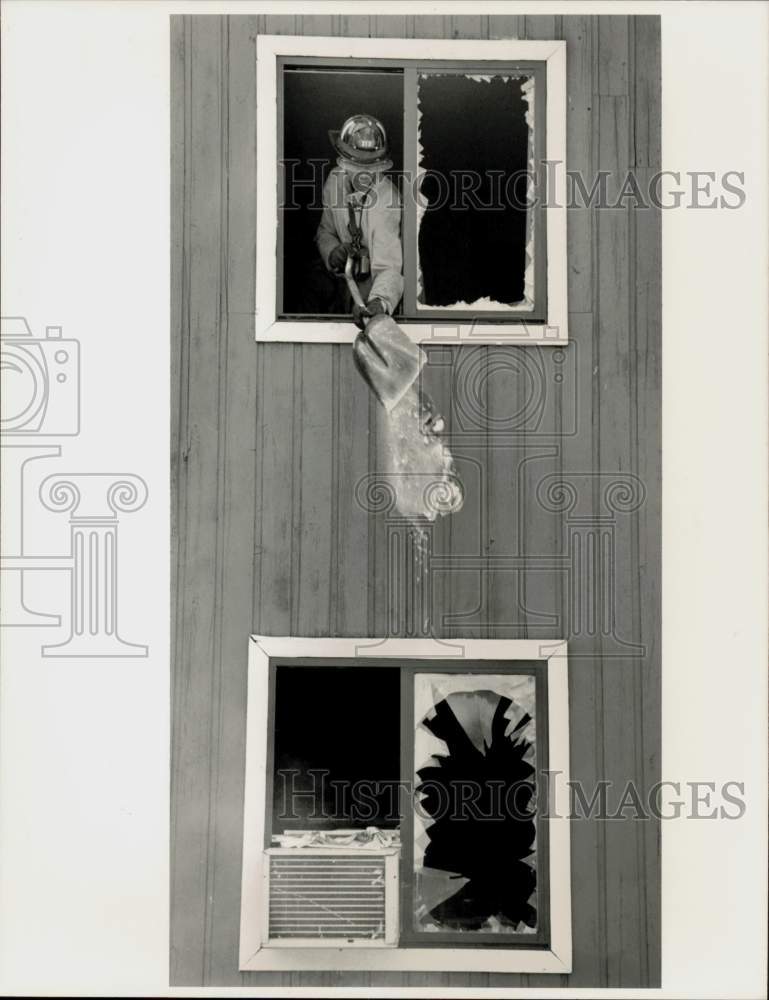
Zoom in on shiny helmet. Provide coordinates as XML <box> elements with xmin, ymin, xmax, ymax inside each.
<box><xmin>328</xmin><ymin>114</ymin><xmax>393</xmax><ymax>173</ymax></box>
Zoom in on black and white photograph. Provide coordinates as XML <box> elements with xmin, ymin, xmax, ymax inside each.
<box><xmin>0</xmin><ymin>2</ymin><xmax>767</xmax><ymax>999</ymax></box>
<box><xmin>173</xmin><ymin>12</ymin><xmax>659</xmax><ymax>985</ymax></box>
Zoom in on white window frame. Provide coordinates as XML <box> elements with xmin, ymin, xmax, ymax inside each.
<box><xmin>239</xmin><ymin>635</ymin><xmax>571</xmax><ymax>974</ymax></box>
<box><xmin>255</xmin><ymin>34</ymin><xmax>568</xmax><ymax>345</ymax></box>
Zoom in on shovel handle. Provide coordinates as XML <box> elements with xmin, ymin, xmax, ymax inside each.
<box><xmin>344</xmin><ymin>255</ymin><xmax>368</xmax><ymax>312</ymax></box>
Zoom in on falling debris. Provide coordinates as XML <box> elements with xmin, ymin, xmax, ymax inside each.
<box><xmin>379</xmin><ymin>385</ymin><xmax>464</xmax><ymax>524</ymax></box>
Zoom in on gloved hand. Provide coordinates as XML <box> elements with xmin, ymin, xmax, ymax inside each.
<box><xmin>352</xmin><ymin>296</ymin><xmax>386</xmax><ymax>330</ymax></box>
<box><xmin>328</xmin><ymin>243</ymin><xmax>349</xmax><ymax>272</ymax></box>
<box><xmin>367</xmin><ymin>298</ymin><xmax>387</xmax><ymax>317</ymax></box>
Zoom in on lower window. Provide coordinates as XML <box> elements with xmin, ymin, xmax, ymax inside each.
<box><xmin>240</xmin><ymin>637</ymin><xmax>571</xmax><ymax>973</ymax></box>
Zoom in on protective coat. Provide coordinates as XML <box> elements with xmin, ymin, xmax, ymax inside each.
<box><xmin>315</xmin><ymin>167</ymin><xmax>404</xmax><ymax>315</ymax></box>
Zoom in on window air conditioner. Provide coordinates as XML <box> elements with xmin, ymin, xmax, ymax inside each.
<box><xmin>263</xmin><ymin>847</ymin><xmax>399</xmax><ymax>947</ymax></box>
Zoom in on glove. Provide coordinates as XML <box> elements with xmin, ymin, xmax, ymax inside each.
<box><xmin>328</xmin><ymin>243</ymin><xmax>349</xmax><ymax>272</ymax></box>
<box><xmin>352</xmin><ymin>297</ymin><xmax>386</xmax><ymax>330</ymax></box>
<box><xmin>367</xmin><ymin>298</ymin><xmax>387</xmax><ymax>317</ymax></box>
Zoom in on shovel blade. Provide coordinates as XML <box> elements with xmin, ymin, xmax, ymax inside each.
<box><xmin>353</xmin><ymin>314</ymin><xmax>426</xmax><ymax>412</ymax></box>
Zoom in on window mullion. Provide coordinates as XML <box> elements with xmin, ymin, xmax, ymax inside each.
<box><xmin>399</xmin><ymin>664</ymin><xmax>414</xmax><ymax>943</ymax></box>
<box><xmin>402</xmin><ymin>67</ymin><xmax>419</xmax><ymax>319</ymax></box>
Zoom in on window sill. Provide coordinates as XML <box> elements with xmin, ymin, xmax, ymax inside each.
<box><xmin>241</xmin><ymin>943</ymin><xmax>572</xmax><ymax>973</ymax></box>
<box><xmin>257</xmin><ymin>317</ymin><xmax>567</xmax><ymax>345</ymax></box>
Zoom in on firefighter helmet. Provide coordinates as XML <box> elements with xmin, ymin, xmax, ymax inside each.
<box><xmin>329</xmin><ymin>114</ymin><xmax>392</xmax><ymax>172</ymax></box>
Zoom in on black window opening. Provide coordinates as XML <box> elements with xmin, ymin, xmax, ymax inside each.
<box><xmin>271</xmin><ymin>664</ymin><xmax>402</xmax><ymax>831</ymax></box>
<box><xmin>414</xmin><ymin>72</ymin><xmax>533</xmax><ymax>314</ymax></box>
<box><xmin>279</xmin><ymin>65</ymin><xmax>405</xmax><ymax>318</ymax></box>
<box><xmin>277</xmin><ymin>59</ymin><xmax>547</xmax><ymax>324</ymax></box>
<box><xmin>266</xmin><ymin>658</ymin><xmax>550</xmax><ymax>948</ymax></box>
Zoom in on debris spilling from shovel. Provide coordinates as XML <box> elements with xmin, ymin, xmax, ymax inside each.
<box><xmin>351</xmin><ymin>294</ymin><xmax>464</xmax><ymax>525</ymax></box>
<box><xmin>380</xmin><ymin>382</ymin><xmax>463</xmax><ymax>524</ymax></box>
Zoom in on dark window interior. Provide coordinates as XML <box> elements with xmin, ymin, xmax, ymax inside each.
<box><xmin>272</xmin><ymin>664</ymin><xmax>401</xmax><ymax>831</ymax></box>
<box><xmin>417</xmin><ymin>74</ymin><xmax>530</xmax><ymax>307</ymax></box>
<box><xmin>281</xmin><ymin>67</ymin><xmax>404</xmax><ymax>315</ymax></box>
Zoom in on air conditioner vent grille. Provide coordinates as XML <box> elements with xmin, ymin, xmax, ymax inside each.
<box><xmin>268</xmin><ymin>854</ymin><xmax>387</xmax><ymax>940</ymax></box>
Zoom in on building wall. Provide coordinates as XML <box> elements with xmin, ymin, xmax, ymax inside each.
<box><xmin>171</xmin><ymin>13</ymin><xmax>661</xmax><ymax>988</ymax></box>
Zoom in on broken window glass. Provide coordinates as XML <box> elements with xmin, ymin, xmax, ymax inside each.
<box><xmin>413</xmin><ymin>673</ymin><xmax>539</xmax><ymax>934</ymax></box>
<box><xmin>416</xmin><ymin>73</ymin><xmax>535</xmax><ymax>312</ymax></box>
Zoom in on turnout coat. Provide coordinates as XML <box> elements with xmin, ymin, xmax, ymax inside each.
<box><xmin>314</xmin><ymin>167</ymin><xmax>405</xmax><ymax>315</ymax></box>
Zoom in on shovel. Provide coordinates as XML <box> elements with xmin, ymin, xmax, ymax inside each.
<box><xmin>346</xmin><ymin>256</ymin><xmax>426</xmax><ymax>412</ymax></box>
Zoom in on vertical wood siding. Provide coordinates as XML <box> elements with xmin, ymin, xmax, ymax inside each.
<box><xmin>171</xmin><ymin>14</ymin><xmax>661</xmax><ymax>988</ymax></box>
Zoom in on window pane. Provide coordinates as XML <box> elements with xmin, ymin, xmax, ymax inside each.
<box><xmin>281</xmin><ymin>67</ymin><xmax>404</xmax><ymax>317</ymax></box>
<box><xmin>413</xmin><ymin>672</ymin><xmax>539</xmax><ymax>934</ymax></box>
<box><xmin>416</xmin><ymin>73</ymin><xmax>534</xmax><ymax>312</ymax></box>
<box><xmin>272</xmin><ymin>665</ymin><xmax>401</xmax><ymax>833</ymax></box>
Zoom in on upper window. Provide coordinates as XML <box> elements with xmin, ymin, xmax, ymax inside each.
<box><xmin>256</xmin><ymin>36</ymin><xmax>567</xmax><ymax>344</ymax></box>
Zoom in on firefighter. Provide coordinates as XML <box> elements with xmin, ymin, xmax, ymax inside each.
<box><xmin>310</xmin><ymin>114</ymin><xmax>404</xmax><ymax>325</ymax></box>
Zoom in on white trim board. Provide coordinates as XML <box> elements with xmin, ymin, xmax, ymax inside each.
<box><xmin>239</xmin><ymin>635</ymin><xmax>571</xmax><ymax>973</ymax></box>
<box><xmin>255</xmin><ymin>34</ymin><xmax>568</xmax><ymax>345</ymax></box>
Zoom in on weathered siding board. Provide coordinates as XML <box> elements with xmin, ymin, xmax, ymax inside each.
<box><xmin>171</xmin><ymin>14</ymin><xmax>661</xmax><ymax>988</ymax></box>
<box><xmin>555</xmin><ymin>315</ymin><xmax>606</xmax><ymax>989</ymax></box>
<box><xmin>169</xmin><ymin>12</ymin><xmax>189</xmax><ymax>983</ymax></box>
<box><xmin>412</xmin><ymin>15</ymin><xmax>449</xmax><ymax>40</ymax></box>
<box><xmin>372</xmin><ymin>14</ymin><xmax>409</xmax><ymax>39</ymax></box>
<box><xmin>295</xmin><ymin>345</ymin><xmax>335</xmax><ymax>633</ymax></box>
<box><xmin>596</xmin><ymin>86</ymin><xmax>644</xmax><ymax>985</ymax></box>
<box><xmin>171</xmin><ymin>16</ymin><xmax>226</xmax><ymax>986</ymax></box>
<box><xmin>424</xmin><ymin>347</ymin><xmax>458</xmax><ymax>640</ymax></box>
<box><xmin>339</xmin><ymin>14</ymin><xmax>371</xmax><ymax>38</ymax></box>
<box><xmin>488</xmin><ymin>14</ymin><xmax>525</xmax><ymax>40</ymax></box>
<box><xmin>634</xmin><ymin>163</ymin><xmax>662</xmax><ymax>984</ymax></box>
<box><xmin>563</xmin><ymin>13</ymin><xmax>594</xmax><ymax>315</ymax></box>
<box><xmin>631</xmin><ymin>15</ymin><xmax>662</xmax><ymax>979</ymax></box>
<box><xmin>525</xmin><ymin>14</ymin><xmax>559</xmax><ymax>41</ymax></box>
<box><xmin>333</xmin><ymin>348</ymin><xmax>371</xmax><ymax>634</ymax></box>
<box><xmin>632</xmin><ymin>18</ymin><xmax>662</xmax><ymax>169</ymax></box>
<box><xmin>206</xmin><ymin>15</ymin><xmax>260</xmax><ymax>985</ymax></box>
<box><xmin>598</xmin><ymin>16</ymin><xmax>630</xmax><ymax>96</ymax></box>
<box><xmin>441</xmin><ymin>345</ymin><xmax>489</xmax><ymax>642</ymax></box>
